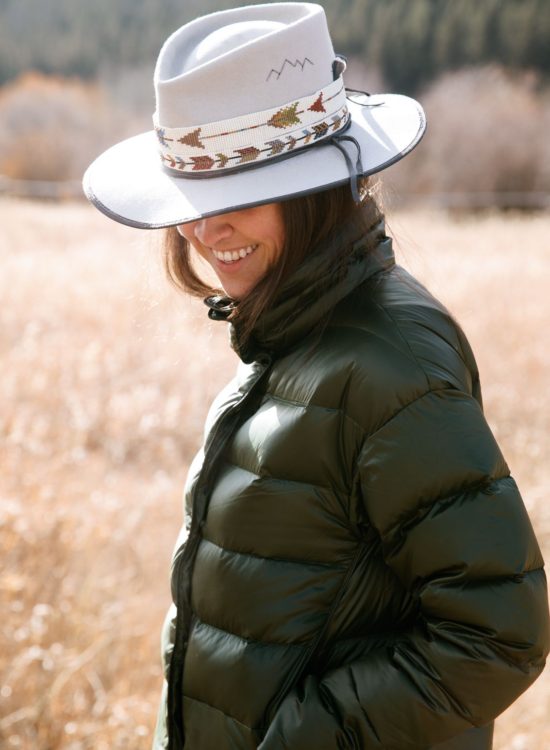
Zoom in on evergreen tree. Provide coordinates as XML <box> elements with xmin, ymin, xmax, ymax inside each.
<box><xmin>0</xmin><ymin>0</ymin><xmax>548</xmax><ymax>92</ymax></box>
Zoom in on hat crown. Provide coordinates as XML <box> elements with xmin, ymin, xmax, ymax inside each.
<box><xmin>154</xmin><ymin>3</ymin><xmax>336</xmax><ymax>127</ymax></box>
<box><xmin>182</xmin><ymin>20</ymin><xmax>286</xmax><ymax>73</ymax></box>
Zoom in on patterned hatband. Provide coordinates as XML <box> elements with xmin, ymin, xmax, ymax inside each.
<box><xmin>153</xmin><ymin>76</ymin><xmax>349</xmax><ymax>176</ymax></box>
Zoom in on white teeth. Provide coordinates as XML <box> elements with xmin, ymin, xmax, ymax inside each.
<box><xmin>213</xmin><ymin>245</ymin><xmax>257</xmax><ymax>263</ymax></box>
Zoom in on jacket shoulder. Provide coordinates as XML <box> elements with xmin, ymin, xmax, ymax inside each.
<box><xmin>315</xmin><ymin>265</ymin><xmax>481</xmax><ymax>432</ymax></box>
<box><xmin>268</xmin><ymin>264</ymin><xmax>481</xmax><ymax>437</ymax></box>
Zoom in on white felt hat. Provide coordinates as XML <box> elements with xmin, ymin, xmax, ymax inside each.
<box><xmin>83</xmin><ymin>2</ymin><xmax>426</xmax><ymax>228</ymax></box>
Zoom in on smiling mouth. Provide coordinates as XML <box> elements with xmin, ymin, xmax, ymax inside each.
<box><xmin>212</xmin><ymin>245</ymin><xmax>257</xmax><ymax>264</ymax></box>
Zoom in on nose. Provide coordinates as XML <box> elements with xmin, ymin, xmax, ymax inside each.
<box><xmin>193</xmin><ymin>215</ymin><xmax>233</xmax><ymax>248</ymax></box>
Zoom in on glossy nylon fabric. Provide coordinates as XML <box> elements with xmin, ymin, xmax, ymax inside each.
<box><xmin>153</xmin><ymin>218</ymin><xmax>549</xmax><ymax>750</ymax></box>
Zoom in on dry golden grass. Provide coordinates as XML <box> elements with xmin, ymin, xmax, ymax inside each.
<box><xmin>1</xmin><ymin>198</ymin><xmax>548</xmax><ymax>749</ymax></box>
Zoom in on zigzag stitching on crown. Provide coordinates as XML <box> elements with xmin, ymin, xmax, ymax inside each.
<box><xmin>266</xmin><ymin>57</ymin><xmax>314</xmax><ymax>81</ymax></box>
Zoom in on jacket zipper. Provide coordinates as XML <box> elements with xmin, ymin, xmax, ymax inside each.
<box><xmin>176</xmin><ymin>356</ymin><xmax>272</xmax><ymax>586</ymax></box>
<box><xmin>168</xmin><ymin>355</ymin><xmax>272</xmax><ymax>750</ymax></box>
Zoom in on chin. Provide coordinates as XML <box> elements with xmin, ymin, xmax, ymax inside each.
<box><xmin>220</xmin><ymin>280</ymin><xmax>254</xmax><ymax>300</ymax></box>
<box><xmin>222</xmin><ymin>287</ymin><xmax>247</xmax><ymax>300</ymax></box>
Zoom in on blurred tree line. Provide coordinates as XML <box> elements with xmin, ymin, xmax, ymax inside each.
<box><xmin>0</xmin><ymin>0</ymin><xmax>548</xmax><ymax>93</ymax></box>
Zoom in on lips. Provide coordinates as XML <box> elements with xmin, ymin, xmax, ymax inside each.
<box><xmin>212</xmin><ymin>245</ymin><xmax>257</xmax><ymax>264</ymax></box>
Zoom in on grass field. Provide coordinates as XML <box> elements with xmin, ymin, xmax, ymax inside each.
<box><xmin>1</xmin><ymin>198</ymin><xmax>548</xmax><ymax>749</ymax></box>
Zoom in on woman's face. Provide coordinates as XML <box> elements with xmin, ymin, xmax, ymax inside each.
<box><xmin>178</xmin><ymin>203</ymin><xmax>286</xmax><ymax>300</ymax></box>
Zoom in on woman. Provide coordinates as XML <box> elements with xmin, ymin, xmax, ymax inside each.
<box><xmin>83</xmin><ymin>4</ymin><xmax>549</xmax><ymax>749</ymax></box>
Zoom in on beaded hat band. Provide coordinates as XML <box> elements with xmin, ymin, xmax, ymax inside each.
<box><xmin>83</xmin><ymin>3</ymin><xmax>426</xmax><ymax>228</ymax></box>
<box><xmin>154</xmin><ymin>77</ymin><xmax>349</xmax><ymax>176</ymax></box>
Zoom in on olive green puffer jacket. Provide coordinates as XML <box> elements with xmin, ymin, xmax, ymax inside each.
<box><xmin>154</xmin><ymin>223</ymin><xmax>549</xmax><ymax>750</ymax></box>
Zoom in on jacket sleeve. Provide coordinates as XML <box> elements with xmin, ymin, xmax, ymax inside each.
<box><xmin>259</xmin><ymin>387</ymin><xmax>549</xmax><ymax>750</ymax></box>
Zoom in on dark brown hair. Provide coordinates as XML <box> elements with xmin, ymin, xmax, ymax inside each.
<box><xmin>164</xmin><ymin>179</ymin><xmax>382</xmax><ymax>340</ymax></box>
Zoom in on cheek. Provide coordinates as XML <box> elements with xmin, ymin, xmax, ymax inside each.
<box><xmin>190</xmin><ymin>242</ymin><xmax>211</xmax><ymax>267</ymax></box>
<box><xmin>177</xmin><ymin>224</ymin><xmax>195</xmax><ymax>243</ymax></box>
<box><xmin>273</xmin><ymin>228</ymin><xmax>286</xmax><ymax>262</ymax></box>
<box><xmin>176</xmin><ymin>224</ymin><xmax>209</xmax><ymax>261</ymax></box>
<box><xmin>275</xmin><ymin>213</ymin><xmax>286</xmax><ymax>254</ymax></box>
<box><xmin>276</xmin><ymin>229</ymin><xmax>285</xmax><ymax>254</ymax></box>
<box><xmin>264</xmin><ymin>205</ymin><xmax>285</xmax><ymax>257</ymax></box>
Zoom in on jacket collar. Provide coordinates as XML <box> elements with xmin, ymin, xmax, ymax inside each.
<box><xmin>205</xmin><ymin>218</ymin><xmax>395</xmax><ymax>363</ymax></box>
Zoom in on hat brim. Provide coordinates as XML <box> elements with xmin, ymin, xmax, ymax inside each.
<box><xmin>83</xmin><ymin>94</ymin><xmax>425</xmax><ymax>229</ymax></box>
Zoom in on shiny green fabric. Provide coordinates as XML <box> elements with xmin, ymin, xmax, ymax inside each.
<box><xmin>154</xmin><ymin>224</ymin><xmax>549</xmax><ymax>750</ymax></box>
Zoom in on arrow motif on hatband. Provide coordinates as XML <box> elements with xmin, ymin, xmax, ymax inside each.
<box><xmin>267</xmin><ymin>139</ymin><xmax>286</xmax><ymax>155</ymax></box>
<box><xmin>178</xmin><ymin>128</ymin><xmax>204</xmax><ymax>149</ymax></box>
<box><xmin>155</xmin><ymin>80</ymin><xmax>350</xmax><ymax>174</ymax></box>
<box><xmin>308</xmin><ymin>93</ymin><xmax>325</xmax><ymax>112</ymax></box>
